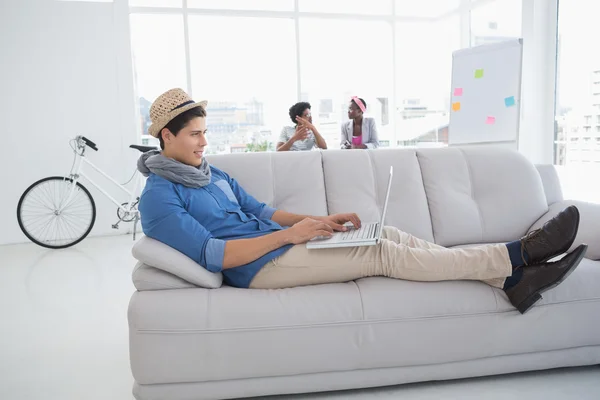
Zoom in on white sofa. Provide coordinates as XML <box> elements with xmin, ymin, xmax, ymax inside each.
<box><xmin>128</xmin><ymin>148</ymin><xmax>600</xmax><ymax>400</ymax></box>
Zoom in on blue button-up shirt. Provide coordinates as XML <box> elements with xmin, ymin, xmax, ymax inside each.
<box><xmin>138</xmin><ymin>166</ymin><xmax>292</xmax><ymax>288</ymax></box>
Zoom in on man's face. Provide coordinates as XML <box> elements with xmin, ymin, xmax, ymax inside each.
<box><xmin>161</xmin><ymin>116</ymin><xmax>207</xmax><ymax>167</ymax></box>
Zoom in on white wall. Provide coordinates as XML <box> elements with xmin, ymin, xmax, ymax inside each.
<box><xmin>0</xmin><ymin>0</ymin><xmax>139</xmax><ymax>245</ymax></box>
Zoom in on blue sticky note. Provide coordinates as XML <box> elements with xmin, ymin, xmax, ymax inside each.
<box><xmin>505</xmin><ymin>96</ymin><xmax>516</xmax><ymax>107</ymax></box>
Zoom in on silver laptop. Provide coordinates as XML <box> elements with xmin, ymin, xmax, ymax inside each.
<box><xmin>307</xmin><ymin>166</ymin><xmax>393</xmax><ymax>249</ymax></box>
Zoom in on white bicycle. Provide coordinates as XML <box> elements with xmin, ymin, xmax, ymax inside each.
<box><xmin>16</xmin><ymin>136</ymin><xmax>155</xmax><ymax>249</ymax></box>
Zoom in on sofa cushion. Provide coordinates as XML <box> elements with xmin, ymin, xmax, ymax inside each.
<box><xmin>351</xmin><ymin>259</ymin><xmax>600</xmax><ymax>364</ymax></box>
<box><xmin>206</xmin><ymin>151</ymin><xmax>328</xmax><ymax>217</ymax></box>
<box><xmin>132</xmin><ymin>262</ymin><xmax>197</xmax><ymax>291</ymax></box>
<box><xmin>417</xmin><ymin>147</ymin><xmax>548</xmax><ymax>246</ymax></box>
<box><xmin>132</xmin><ymin>237</ymin><xmax>223</xmax><ymax>289</ymax></box>
<box><xmin>321</xmin><ymin>149</ymin><xmax>434</xmax><ymax>243</ymax></box>
<box><xmin>129</xmin><ymin>257</ymin><xmax>600</xmax><ymax>385</ymax></box>
<box><xmin>129</xmin><ymin>282</ymin><xmax>365</xmax><ymax>384</ymax></box>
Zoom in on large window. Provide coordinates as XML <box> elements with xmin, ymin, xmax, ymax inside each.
<box><xmin>395</xmin><ymin>16</ymin><xmax>460</xmax><ymax>147</ymax></box>
<box><xmin>396</xmin><ymin>0</ymin><xmax>459</xmax><ymax>18</ymax></box>
<box><xmin>555</xmin><ymin>0</ymin><xmax>600</xmax><ymax>203</ymax></box>
<box><xmin>129</xmin><ymin>13</ymin><xmax>187</xmax><ymax>142</ymax></box>
<box><xmin>300</xmin><ymin>0</ymin><xmax>391</xmax><ymax>15</ymax></box>
<box><xmin>188</xmin><ymin>16</ymin><xmax>296</xmax><ymax>154</ymax></box>
<box><xmin>129</xmin><ymin>1</ymin><xmax>524</xmax><ymax>153</ymax></box>
<box><xmin>470</xmin><ymin>0</ymin><xmax>522</xmax><ymax>46</ymax></box>
<box><xmin>188</xmin><ymin>0</ymin><xmax>293</xmax><ymax>11</ymax></box>
<box><xmin>299</xmin><ymin>19</ymin><xmax>393</xmax><ymax>148</ymax></box>
<box><xmin>556</xmin><ymin>1</ymin><xmax>600</xmax><ymax>166</ymax></box>
<box><xmin>130</xmin><ymin>0</ymin><xmax>180</xmax><ymax>7</ymax></box>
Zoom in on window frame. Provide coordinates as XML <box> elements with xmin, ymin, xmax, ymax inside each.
<box><xmin>128</xmin><ymin>0</ymin><xmax>528</xmax><ymax>150</ymax></box>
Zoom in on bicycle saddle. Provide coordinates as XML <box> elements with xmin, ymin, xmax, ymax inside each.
<box><xmin>130</xmin><ymin>144</ymin><xmax>157</xmax><ymax>153</ymax></box>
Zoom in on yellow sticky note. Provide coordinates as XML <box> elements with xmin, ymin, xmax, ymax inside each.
<box><xmin>452</xmin><ymin>102</ymin><xmax>461</xmax><ymax>111</ymax></box>
<box><xmin>474</xmin><ymin>69</ymin><xmax>484</xmax><ymax>78</ymax></box>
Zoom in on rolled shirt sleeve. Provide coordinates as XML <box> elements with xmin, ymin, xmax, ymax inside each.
<box><xmin>259</xmin><ymin>206</ymin><xmax>277</xmax><ymax>220</ymax></box>
<box><xmin>204</xmin><ymin>238</ymin><xmax>226</xmax><ymax>272</ymax></box>
<box><xmin>278</xmin><ymin>126</ymin><xmax>292</xmax><ymax>144</ymax></box>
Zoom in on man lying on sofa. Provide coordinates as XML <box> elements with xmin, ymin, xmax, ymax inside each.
<box><xmin>138</xmin><ymin>88</ymin><xmax>587</xmax><ymax>315</ymax></box>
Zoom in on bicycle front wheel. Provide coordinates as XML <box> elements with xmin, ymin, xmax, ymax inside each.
<box><xmin>17</xmin><ymin>177</ymin><xmax>96</xmax><ymax>249</ymax></box>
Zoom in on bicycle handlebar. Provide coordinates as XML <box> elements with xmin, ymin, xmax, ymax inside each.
<box><xmin>80</xmin><ymin>136</ymin><xmax>98</xmax><ymax>151</ymax></box>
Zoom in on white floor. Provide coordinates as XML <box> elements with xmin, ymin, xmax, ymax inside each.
<box><xmin>1</xmin><ymin>235</ymin><xmax>599</xmax><ymax>400</ymax></box>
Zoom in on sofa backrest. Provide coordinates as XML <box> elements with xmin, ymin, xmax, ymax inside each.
<box><xmin>417</xmin><ymin>147</ymin><xmax>548</xmax><ymax>246</ymax></box>
<box><xmin>321</xmin><ymin>149</ymin><xmax>435</xmax><ymax>243</ymax></box>
<box><xmin>208</xmin><ymin>148</ymin><xmax>551</xmax><ymax>247</ymax></box>
<box><xmin>206</xmin><ymin>150</ymin><xmax>328</xmax><ymax>217</ymax></box>
<box><xmin>133</xmin><ymin>147</ymin><xmax>554</xmax><ymax>290</ymax></box>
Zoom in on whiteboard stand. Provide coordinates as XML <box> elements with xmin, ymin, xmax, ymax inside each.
<box><xmin>448</xmin><ymin>39</ymin><xmax>523</xmax><ymax>147</ymax></box>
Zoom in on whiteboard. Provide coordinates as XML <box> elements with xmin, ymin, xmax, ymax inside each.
<box><xmin>448</xmin><ymin>39</ymin><xmax>523</xmax><ymax>145</ymax></box>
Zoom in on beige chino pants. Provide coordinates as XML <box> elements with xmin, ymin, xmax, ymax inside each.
<box><xmin>250</xmin><ymin>226</ymin><xmax>511</xmax><ymax>289</ymax></box>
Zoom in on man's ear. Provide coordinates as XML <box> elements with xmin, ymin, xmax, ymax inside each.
<box><xmin>160</xmin><ymin>128</ymin><xmax>171</xmax><ymax>144</ymax></box>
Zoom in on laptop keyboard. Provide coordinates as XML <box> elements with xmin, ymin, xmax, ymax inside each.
<box><xmin>340</xmin><ymin>223</ymin><xmax>377</xmax><ymax>241</ymax></box>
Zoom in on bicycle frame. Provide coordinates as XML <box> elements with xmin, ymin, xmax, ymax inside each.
<box><xmin>58</xmin><ymin>145</ymin><xmax>143</xmax><ymax>215</ymax></box>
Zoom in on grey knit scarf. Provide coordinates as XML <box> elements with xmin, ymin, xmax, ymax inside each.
<box><xmin>137</xmin><ymin>150</ymin><xmax>211</xmax><ymax>188</ymax></box>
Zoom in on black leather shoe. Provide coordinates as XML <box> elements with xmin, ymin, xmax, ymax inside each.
<box><xmin>506</xmin><ymin>244</ymin><xmax>587</xmax><ymax>314</ymax></box>
<box><xmin>520</xmin><ymin>205</ymin><xmax>580</xmax><ymax>265</ymax></box>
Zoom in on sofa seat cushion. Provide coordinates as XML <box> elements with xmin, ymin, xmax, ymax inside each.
<box><xmin>129</xmin><ymin>259</ymin><xmax>600</xmax><ymax>385</ymax></box>
<box><xmin>351</xmin><ymin>260</ymin><xmax>600</xmax><ymax>368</ymax></box>
<box><xmin>129</xmin><ymin>282</ymin><xmax>364</xmax><ymax>384</ymax></box>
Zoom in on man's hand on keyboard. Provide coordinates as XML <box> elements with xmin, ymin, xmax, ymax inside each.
<box><xmin>286</xmin><ymin>218</ymin><xmax>334</xmax><ymax>244</ymax></box>
<box><xmin>317</xmin><ymin>213</ymin><xmax>362</xmax><ymax>232</ymax></box>
<box><xmin>296</xmin><ymin>214</ymin><xmax>362</xmax><ymax>243</ymax></box>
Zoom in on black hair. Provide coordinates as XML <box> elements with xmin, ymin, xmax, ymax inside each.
<box><xmin>288</xmin><ymin>102</ymin><xmax>311</xmax><ymax>125</ymax></box>
<box><xmin>158</xmin><ymin>106</ymin><xmax>207</xmax><ymax>150</ymax></box>
<box><xmin>351</xmin><ymin>98</ymin><xmax>367</xmax><ymax>111</ymax></box>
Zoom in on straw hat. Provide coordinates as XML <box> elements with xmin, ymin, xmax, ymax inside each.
<box><xmin>148</xmin><ymin>88</ymin><xmax>208</xmax><ymax>138</ymax></box>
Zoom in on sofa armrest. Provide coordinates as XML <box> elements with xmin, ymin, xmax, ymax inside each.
<box><xmin>529</xmin><ymin>200</ymin><xmax>600</xmax><ymax>260</ymax></box>
<box><xmin>535</xmin><ymin>164</ymin><xmax>564</xmax><ymax>206</ymax></box>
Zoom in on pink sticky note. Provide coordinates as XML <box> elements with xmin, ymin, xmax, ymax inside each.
<box><xmin>486</xmin><ymin>116</ymin><xmax>496</xmax><ymax>124</ymax></box>
<box><xmin>453</xmin><ymin>88</ymin><xmax>463</xmax><ymax>96</ymax></box>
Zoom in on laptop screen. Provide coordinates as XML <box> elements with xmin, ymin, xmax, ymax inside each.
<box><xmin>377</xmin><ymin>166</ymin><xmax>394</xmax><ymax>240</ymax></box>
